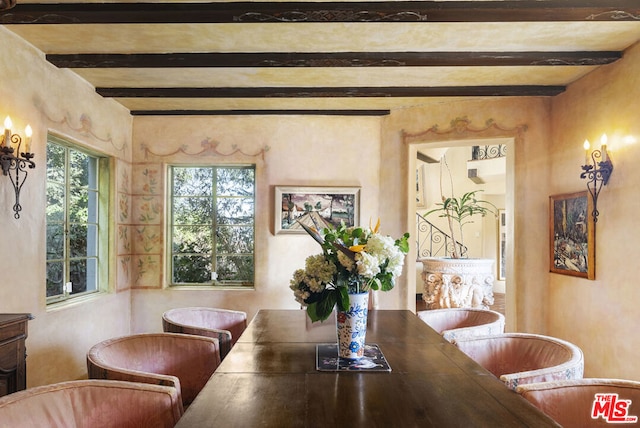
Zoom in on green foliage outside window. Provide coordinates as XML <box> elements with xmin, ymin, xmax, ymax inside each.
<box><xmin>170</xmin><ymin>165</ymin><xmax>255</xmax><ymax>286</ymax></box>
<box><xmin>46</xmin><ymin>137</ymin><xmax>105</xmax><ymax>302</ymax></box>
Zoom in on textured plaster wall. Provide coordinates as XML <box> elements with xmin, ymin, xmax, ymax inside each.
<box><xmin>0</xmin><ymin>28</ymin><xmax>133</xmax><ymax>386</ymax></box>
<box><xmin>548</xmin><ymin>41</ymin><xmax>640</xmax><ymax>380</ymax></box>
<box><xmin>129</xmin><ymin>115</ymin><xmax>383</xmax><ymax>332</ymax></box>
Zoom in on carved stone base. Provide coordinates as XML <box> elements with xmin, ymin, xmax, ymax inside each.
<box><xmin>420</xmin><ymin>258</ymin><xmax>495</xmax><ymax>310</ymax></box>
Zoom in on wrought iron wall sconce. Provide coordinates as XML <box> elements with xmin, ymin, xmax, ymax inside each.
<box><xmin>1</xmin><ymin>116</ymin><xmax>35</xmax><ymax>219</ymax></box>
<box><xmin>580</xmin><ymin>134</ymin><xmax>613</xmax><ymax>222</ymax></box>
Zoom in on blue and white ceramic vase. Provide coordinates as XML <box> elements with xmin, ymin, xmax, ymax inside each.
<box><xmin>336</xmin><ymin>291</ymin><xmax>369</xmax><ymax>359</ymax></box>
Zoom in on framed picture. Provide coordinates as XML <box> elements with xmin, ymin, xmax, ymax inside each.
<box><xmin>549</xmin><ymin>191</ymin><xmax>595</xmax><ymax>279</ymax></box>
<box><xmin>497</xmin><ymin>209</ymin><xmax>506</xmax><ymax>281</ymax></box>
<box><xmin>416</xmin><ymin>164</ymin><xmax>426</xmax><ymax>208</ymax></box>
<box><xmin>275</xmin><ymin>186</ymin><xmax>360</xmax><ymax>234</ymax></box>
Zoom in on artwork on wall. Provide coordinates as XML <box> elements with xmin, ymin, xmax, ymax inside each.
<box><xmin>497</xmin><ymin>209</ymin><xmax>506</xmax><ymax>281</ymax></box>
<box><xmin>416</xmin><ymin>164</ymin><xmax>426</xmax><ymax>208</ymax></box>
<box><xmin>275</xmin><ymin>186</ymin><xmax>360</xmax><ymax>234</ymax></box>
<box><xmin>549</xmin><ymin>191</ymin><xmax>595</xmax><ymax>279</ymax></box>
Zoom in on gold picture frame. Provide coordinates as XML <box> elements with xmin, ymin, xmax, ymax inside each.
<box><xmin>549</xmin><ymin>191</ymin><xmax>595</xmax><ymax>279</ymax></box>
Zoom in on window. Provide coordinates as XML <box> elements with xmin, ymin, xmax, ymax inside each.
<box><xmin>46</xmin><ymin>135</ymin><xmax>109</xmax><ymax>304</ymax></box>
<box><xmin>169</xmin><ymin>165</ymin><xmax>255</xmax><ymax>287</ymax></box>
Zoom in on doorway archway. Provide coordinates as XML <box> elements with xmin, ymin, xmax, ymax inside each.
<box><xmin>403</xmin><ymin>117</ymin><xmax>527</xmax><ymax>331</ymax></box>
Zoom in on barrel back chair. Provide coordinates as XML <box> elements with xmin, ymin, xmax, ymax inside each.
<box><xmin>87</xmin><ymin>333</ymin><xmax>220</xmax><ymax>407</ymax></box>
<box><xmin>0</xmin><ymin>380</ymin><xmax>183</xmax><ymax>427</ymax></box>
<box><xmin>516</xmin><ymin>378</ymin><xmax>640</xmax><ymax>427</ymax></box>
<box><xmin>416</xmin><ymin>308</ymin><xmax>505</xmax><ymax>342</ymax></box>
<box><xmin>162</xmin><ymin>307</ymin><xmax>247</xmax><ymax>359</ymax></box>
<box><xmin>454</xmin><ymin>333</ymin><xmax>584</xmax><ymax>390</ymax></box>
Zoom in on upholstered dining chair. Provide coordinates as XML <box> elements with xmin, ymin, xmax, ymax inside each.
<box><xmin>162</xmin><ymin>307</ymin><xmax>247</xmax><ymax>359</ymax></box>
<box><xmin>516</xmin><ymin>378</ymin><xmax>640</xmax><ymax>427</ymax></box>
<box><xmin>87</xmin><ymin>333</ymin><xmax>220</xmax><ymax>407</ymax></box>
<box><xmin>416</xmin><ymin>308</ymin><xmax>505</xmax><ymax>342</ymax></box>
<box><xmin>454</xmin><ymin>333</ymin><xmax>584</xmax><ymax>390</ymax></box>
<box><xmin>0</xmin><ymin>379</ymin><xmax>183</xmax><ymax>427</ymax></box>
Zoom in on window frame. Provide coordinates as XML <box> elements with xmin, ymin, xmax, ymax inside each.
<box><xmin>167</xmin><ymin>164</ymin><xmax>256</xmax><ymax>288</ymax></box>
<box><xmin>45</xmin><ymin>134</ymin><xmax>110</xmax><ymax>305</ymax></box>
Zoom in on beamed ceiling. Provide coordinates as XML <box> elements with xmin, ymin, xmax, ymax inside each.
<box><xmin>2</xmin><ymin>1</ymin><xmax>640</xmax><ymax>116</ymax></box>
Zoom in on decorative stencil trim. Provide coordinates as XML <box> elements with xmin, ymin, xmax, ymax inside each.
<box><xmin>140</xmin><ymin>137</ymin><xmax>269</xmax><ymax>160</ymax></box>
<box><xmin>402</xmin><ymin>116</ymin><xmax>527</xmax><ymax>146</ymax></box>
<box><xmin>36</xmin><ymin>98</ymin><xmax>129</xmax><ymax>153</ymax></box>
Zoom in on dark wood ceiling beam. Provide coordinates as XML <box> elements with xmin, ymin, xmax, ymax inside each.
<box><xmin>3</xmin><ymin>1</ymin><xmax>639</xmax><ymax>24</ymax></box>
<box><xmin>130</xmin><ymin>109</ymin><xmax>390</xmax><ymax>116</ymax></box>
<box><xmin>47</xmin><ymin>51</ymin><xmax>622</xmax><ymax>68</ymax></box>
<box><xmin>96</xmin><ymin>86</ymin><xmax>565</xmax><ymax>98</ymax></box>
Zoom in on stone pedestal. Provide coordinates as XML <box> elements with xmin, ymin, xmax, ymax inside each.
<box><xmin>420</xmin><ymin>258</ymin><xmax>495</xmax><ymax>310</ymax></box>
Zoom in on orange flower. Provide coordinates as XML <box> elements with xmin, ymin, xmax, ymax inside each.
<box><xmin>371</xmin><ymin>217</ymin><xmax>381</xmax><ymax>234</ymax></box>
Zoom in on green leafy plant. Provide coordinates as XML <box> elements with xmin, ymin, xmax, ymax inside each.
<box><xmin>426</xmin><ymin>190</ymin><xmax>497</xmax><ymax>259</ymax></box>
<box><xmin>425</xmin><ymin>154</ymin><xmax>498</xmax><ymax>259</ymax></box>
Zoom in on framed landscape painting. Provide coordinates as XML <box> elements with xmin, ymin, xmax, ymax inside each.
<box><xmin>549</xmin><ymin>191</ymin><xmax>595</xmax><ymax>279</ymax></box>
<box><xmin>275</xmin><ymin>186</ymin><xmax>360</xmax><ymax>234</ymax></box>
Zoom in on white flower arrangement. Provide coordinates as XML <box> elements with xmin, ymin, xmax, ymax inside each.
<box><xmin>290</xmin><ymin>219</ymin><xmax>409</xmax><ymax>322</ymax></box>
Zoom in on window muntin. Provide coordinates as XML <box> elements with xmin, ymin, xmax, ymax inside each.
<box><xmin>169</xmin><ymin>165</ymin><xmax>255</xmax><ymax>286</ymax></box>
<box><xmin>46</xmin><ymin>136</ymin><xmax>108</xmax><ymax>303</ymax></box>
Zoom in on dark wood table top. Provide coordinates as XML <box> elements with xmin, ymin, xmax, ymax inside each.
<box><xmin>176</xmin><ymin>309</ymin><xmax>560</xmax><ymax>427</ymax></box>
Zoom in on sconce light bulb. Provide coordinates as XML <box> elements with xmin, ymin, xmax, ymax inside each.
<box><xmin>600</xmin><ymin>134</ymin><xmax>608</xmax><ymax>162</ymax></box>
<box><xmin>583</xmin><ymin>140</ymin><xmax>590</xmax><ymax>150</ymax></box>
<box><xmin>25</xmin><ymin>125</ymin><xmax>32</xmax><ymax>137</ymax></box>
<box><xmin>4</xmin><ymin>116</ymin><xmax>12</xmax><ymax>130</ymax></box>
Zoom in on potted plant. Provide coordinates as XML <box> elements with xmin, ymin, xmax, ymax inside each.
<box><xmin>420</xmin><ymin>156</ymin><xmax>499</xmax><ymax>310</ymax></box>
<box><xmin>425</xmin><ymin>189</ymin><xmax>498</xmax><ymax>259</ymax></box>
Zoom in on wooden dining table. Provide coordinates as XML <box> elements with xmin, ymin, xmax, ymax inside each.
<box><xmin>175</xmin><ymin>309</ymin><xmax>560</xmax><ymax>427</ymax></box>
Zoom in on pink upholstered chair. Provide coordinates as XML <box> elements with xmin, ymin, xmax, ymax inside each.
<box><xmin>0</xmin><ymin>380</ymin><xmax>183</xmax><ymax>427</ymax></box>
<box><xmin>162</xmin><ymin>307</ymin><xmax>247</xmax><ymax>359</ymax></box>
<box><xmin>516</xmin><ymin>378</ymin><xmax>640</xmax><ymax>427</ymax></box>
<box><xmin>416</xmin><ymin>308</ymin><xmax>505</xmax><ymax>342</ymax></box>
<box><xmin>87</xmin><ymin>333</ymin><xmax>220</xmax><ymax>407</ymax></box>
<box><xmin>454</xmin><ymin>333</ymin><xmax>584</xmax><ymax>390</ymax></box>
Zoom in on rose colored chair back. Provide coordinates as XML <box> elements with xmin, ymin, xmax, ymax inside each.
<box><xmin>87</xmin><ymin>333</ymin><xmax>220</xmax><ymax>407</ymax></box>
<box><xmin>454</xmin><ymin>333</ymin><xmax>584</xmax><ymax>390</ymax></box>
<box><xmin>516</xmin><ymin>378</ymin><xmax>640</xmax><ymax>427</ymax></box>
<box><xmin>162</xmin><ymin>307</ymin><xmax>247</xmax><ymax>359</ymax></box>
<box><xmin>416</xmin><ymin>308</ymin><xmax>505</xmax><ymax>342</ymax></box>
<box><xmin>0</xmin><ymin>380</ymin><xmax>183</xmax><ymax>427</ymax></box>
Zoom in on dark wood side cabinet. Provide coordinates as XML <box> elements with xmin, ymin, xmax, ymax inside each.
<box><xmin>0</xmin><ymin>313</ymin><xmax>32</xmax><ymax>397</ymax></box>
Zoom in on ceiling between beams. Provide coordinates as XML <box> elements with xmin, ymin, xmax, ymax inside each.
<box><xmin>2</xmin><ymin>1</ymin><xmax>640</xmax><ymax>116</ymax></box>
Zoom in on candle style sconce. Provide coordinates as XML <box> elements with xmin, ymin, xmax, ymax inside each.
<box><xmin>1</xmin><ymin>116</ymin><xmax>35</xmax><ymax>219</ymax></box>
<box><xmin>580</xmin><ymin>134</ymin><xmax>613</xmax><ymax>222</ymax></box>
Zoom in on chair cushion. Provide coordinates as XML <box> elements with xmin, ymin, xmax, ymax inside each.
<box><xmin>417</xmin><ymin>308</ymin><xmax>505</xmax><ymax>342</ymax></box>
<box><xmin>516</xmin><ymin>379</ymin><xmax>640</xmax><ymax>427</ymax></box>
<box><xmin>162</xmin><ymin>307</ymin><xmax>247</xmax><ymax>359</ymax></box>
<box><xmin>87</xmin><ymin>333</ymin><xmax>219</xmax><ymax>406</ymax></box>
<box><xmin>163</xmin><ymin>307</ymin><xmax>247</xmax><ymax>345</ymax></box>
<box><xmin>0</xmin><ymin>380</ymin><xmax>182</xmax><ymax>428</ymax></box>
<box><xmin>455</xmin><ymin>333</ymin><xmax>584</xmax><ymax>390</ymax></box>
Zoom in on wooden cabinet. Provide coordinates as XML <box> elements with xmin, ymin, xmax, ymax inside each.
<box><xmin>0</xmin><ymin>314</ymin><xmax>32</xmax><ymax>397</ymax></box>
